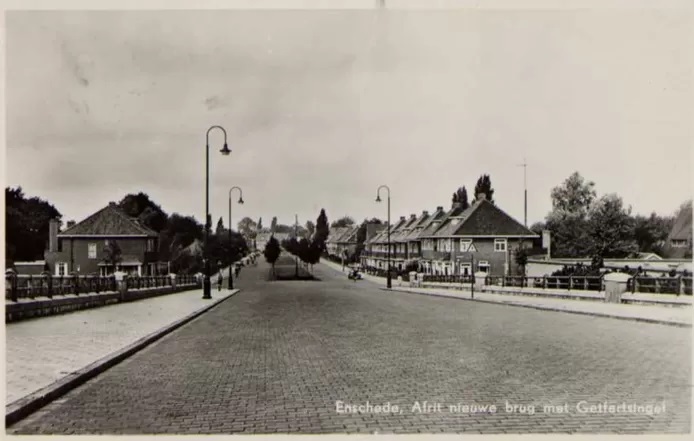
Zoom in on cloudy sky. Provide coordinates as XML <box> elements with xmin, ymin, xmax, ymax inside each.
<box><xmin>5</xmin><ymin>3</ymin><xmax>692</xmax><ymax>230</ymax></box>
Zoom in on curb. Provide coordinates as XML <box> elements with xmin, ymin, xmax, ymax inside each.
<box><xmin>381</xmin><ymin>288</ymin><xmax>692</xmax><ymax>329</ymax></box>
<box><xmin>5</xmin><ymin>289</ymin><xmax>242</xmax><ymax>427</ymax></box>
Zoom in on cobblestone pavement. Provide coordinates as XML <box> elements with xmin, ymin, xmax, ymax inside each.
<box><xmin>5</xmin><ymin>287</ymin><xmax>237</xmax><ymax>404</ymax></box>
<box><xmin>9</xmin><ymin>259</ymin><xmax>691</xmax><ymax>434</ymax></box>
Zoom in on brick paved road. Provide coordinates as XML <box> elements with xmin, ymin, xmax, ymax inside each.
<box><xmin>9</xmin><ymin>259</ymin><xmax>691</xmax><ymax>434</ymax></box>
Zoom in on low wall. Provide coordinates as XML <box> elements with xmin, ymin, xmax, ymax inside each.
<box><xmin>5</xmin><ymin>283</ymin><xmax>200</xmax><ymax>323</ymax></box>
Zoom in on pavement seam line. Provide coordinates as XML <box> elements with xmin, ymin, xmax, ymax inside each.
<box><xmin>5</xmin><ymin>289</ymin><xmax>242</xmax><ymax>428</ymax></box>
<box><xmin>380</xmin><ymin>288</ymin><xmax>692</xmax><ymax>329</ymax></box>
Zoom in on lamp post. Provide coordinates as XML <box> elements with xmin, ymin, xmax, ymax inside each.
<box><xmin>375</xmin><ymin>185</ymin><xmax>392</xmax><ymax>289</ymax></box>
<box><xmin>203</xmin><ymin>125</ymin><xmax>231</xmax><ymax>300</ymax></box>
<box><xmin>228</xmin><ymin>186</ymin><xmax>244</xmax><ymax>290</ymax></box>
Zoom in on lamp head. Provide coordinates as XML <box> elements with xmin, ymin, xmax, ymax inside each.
<box><xmin>220</xmin><ymin>143</ymin><xmax>231</xmax><ymax>156</ymax></box>
<box><xmin>375</xmin><ymin>195</ymin><xmax>382</xmax><ymax>203</ymax></box>
<box><xmin>238</xmin><ymin>197</ymin><xmax>244</xmax><ymax>204</ymax></box>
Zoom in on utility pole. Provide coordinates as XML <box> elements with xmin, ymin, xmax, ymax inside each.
<box><xmin>518</xmin><ymin>158</ymin><xmax>528</xmax><ymax>227</ymax></box>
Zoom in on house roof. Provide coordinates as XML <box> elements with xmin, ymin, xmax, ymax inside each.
<box><xmin>392</xmin><ymin>215</ymin><xmax>420</xmax><ymax>243</ymax></box>
<box><xmin>403</xmin><ymin>211</ymin><xmax>432</xmax><ymax>242</ymax></box>
<box><xmin>633</xmin><ymin>252</ymin><xmax>663</xmax><ymax>261</ymax></box>
<box><xmin>418</xmin><ymin>204</ymin><xmax>466</xmax><ymax>238</ymax></box>
<box><xmin>369</xmin><ymin>217</ymin><xmax>409</xmax><ymax>244</ymax></box>
<box><xmin>669</xmin><ymin>205</ymin><xmax>692</xmax><ymax>242</ymax></box>
<box><xmin>337</xmin><ymin>226</ymin><xmax>359</xmax><ymax>243</ymax></box>
<box><xmin>327</xmin><ymin>227</ymin><xmax>349</xmax><ymax>243</ymax></box>
<box><xmin>414</xmin><ymin>206</ymin><xmax>448</xmax><ymax>239</ymax></box>
<box><xmin>58</xmin><ymin>203</ymin><xmax>158</xmax><ymax>237</ymax></box>
<box><xmin>433</xmin><ymin>199</ymin><xmax>537</xmax><ymax>237</ymax></box>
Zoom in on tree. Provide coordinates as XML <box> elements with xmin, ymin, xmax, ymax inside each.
<box><xmin>452</xmin><ymin>186</ymin><xmax>470</xmax><ymax>209</ymax></box>
<box><xmin>306</xmin><ymin>240</ymin><xmax>322</xmax><ymax>271</ymax></box>
<box><xmin>5</xmin><ymin>186</ymin><xmax>62</xmax><ymax>266</ymax></box>
<box><xmin>305</xmin><ymin>220</ymin><xmax>316</xmax><ymax>238</ymax></box>
<box><xmin>472</xmin><ymin>175</ymin><xmax>495</xmax><ymax>204</ymax></box>
<box><xmin>314</xmin><ymin>209</ymin><xmax>330</xmax><ymax>251</ymax></box>
<box><xmin>103</xmin><ymin>240</ymin><xmax>123</xmax><ymax>274</ymax></box>
<box><xmin>633</xmin><ymin>213</ymin><xmax>674</xmax><ymax>255</ymax></box>
<box><xmin>237</xmin><ymin>217</ymin><xmax>257</xmax><ymax>237</ymax></box>
<box><xmin>118</xmin><ymin>192</ymin><xmax>168</xmax><ymax>232</ymax></box>
<box><xmin>542</xmin><ymin>172</ymin><xmax>597</xmax><ymax>258</ymax></box>
<box><xmin>297</xmin><ymin>238</ymin><xmax>311</xmax><ymax>265</ymax></box>
<box><xmin>257</xmin><ymin>217</ymin><xmax>263</xmax><ymax>232</ymax></box>
<box><xmin>264</xmin><ymin>236</ymin><xmax>281</xmax><ymax>274</ymax></box>
<box><xmin>270</xmin><ymin>217</ymin><xmax>278</xmax><ymax>233</ymax></box>
<box><xmin>215</xmin><ymin>217</ymin><xmax>225</xmax><ymax>236</ymax></box>
<box><xmin>550</xmin><ymin>172</ymin><xmax>596</xmax><ymax>214</ymax></box>
<box><xmin>514</xmin><ymin>246</ymin><xmax>528</xmax><ymax>275</ymax></box>
<box><xmin>587</xmin><ymin>194</ymin><xmax>638</xmax><ymax>258</ymax></box>
<box><xmin>331</xmin><ymin>216</ymin><xmax>355</xmax><ymax>229</ymax></box>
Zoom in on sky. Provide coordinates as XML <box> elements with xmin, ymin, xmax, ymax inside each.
<box><xmin>4</xmin><ymin>3</ymin><xmax>692</xmax><ymax>231</ymax></box>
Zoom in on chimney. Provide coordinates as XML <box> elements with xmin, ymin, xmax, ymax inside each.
<box><xmin>48</xmin><ymin>219</ymin><xmax>59</xmax><ymax>252</ymax></box>
<box><xmin>476</xmin><ymin>193</ymin><xmax>487</xmax><ymax>201</ymax></box>
<box><xmin>422</xmin><ymin>211</ymin><xmax>429</xmax><ymax>216</ymax></box>
<box><xmin>436</xmin><ymin>206</ymin><xmax>444</xmax><ymax>211</ymax></box>
<box><xmin>410</xmin><ymin>214</ymin><xmax>417</xmax><ymax>220</ymax></box>
<box><xmin>400</xmin><ymin>216</ymin><xmax>406</xmax><ymax>221</ymax></box>
<box><xmin>67</xmin><ymin>220</ymin><xmax>76</xmax><ymax>229</ymax></box>
<box><xmin>109</xmin><ymin>201</ymin><xmax>117</xmax><ymax>207</ymax></box>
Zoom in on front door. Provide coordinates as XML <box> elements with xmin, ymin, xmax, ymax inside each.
<box><xmin>460</xmin><ymin>263</ymin><xmax>471</xmax><ymax>276</ymax></box>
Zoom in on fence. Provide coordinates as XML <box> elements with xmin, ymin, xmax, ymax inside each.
<box><xmin>360</xmin><ymin>268</ymin><xmax>692</xmax><ymax>296</ymax></box>
<box><xmin>5</xmin><ymin>273</ymin><xmax>200</xmax><ymax>302</ymax></box>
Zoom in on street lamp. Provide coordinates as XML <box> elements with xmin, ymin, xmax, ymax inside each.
<box><xmin>228</xmin><ymin>186</ymin><xmax>244</xmax><ymax>290</ymax></box>
<box><xmin>376</xmin><ymin>185</ymin><xmax>392</xmax><ymax>289</ymax></box>
<box><xmin>203</xmin><ymin>125</ymin><xmax>231</xmax><ymax>300</ymax></box>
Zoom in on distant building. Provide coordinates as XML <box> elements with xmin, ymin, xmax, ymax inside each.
<box><xmin>665</xmin><ymin>205</ymin><xmax>693</xmax><ymax>259</ymax></box>
<box><xmin>44</xmin><ymin>202</ymin><xmax>168</xmax><ymax>277</ymax></box>
<box><xmin>256</xmin><ymin>231</ymin><xmax>290</xmax><ymax>251</ymax></box>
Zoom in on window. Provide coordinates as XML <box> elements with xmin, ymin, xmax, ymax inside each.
<box><xmin>494</xmin><ymin>239</ymin><xmax>507</xmax><ymax>252</ymax></box>
<box><xmin>56</xmin><ymin>262</ymin><xmax>68</xmax><ymax>276</ymax></box>
<box><xmin>671</xmin><ymin>239</ymin><xmax>688</xmax><ymax>248</ymax></box>
<box><xmin>478</xmin><ymin>261</ymin><xmax>490</xmax><ymax>273</ymax></box>
<box><xmin>460</xmin><ymin>240</ymin><xmax>472</xmax><ymax>252</ymax></box>
<box><xmin>105</xmin><ymin>239</ymin><xmax>109</xmax><ymax>246</ymax></box>
<box><xmin>88</xmin><ymin>243</ymin><xmax>97</xmax><ymax>259</ymax></box>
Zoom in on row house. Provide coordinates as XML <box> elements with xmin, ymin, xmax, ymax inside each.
<box><xmin>326</xmin><ymin>227</ymin><xmax>349</xmax><ymax>257</ymax></box>
<box><xmin>325</xmin><ymin>226</ymin><xmax>359</xmax><ymax>259</ymax></box>
<box><xmin>362</xmin><ymin>215</ymin><xmax>410</xmax><ymax>270</ymax></box>
<box><xmin>362</xmin><ymin>193</ymin><xmax>538</xmax><ymax>276</ymax></box>
<box><xmin>44</xmin><ymin>202</ymin><xmax>167</xmax><ymax>277</ymax></box>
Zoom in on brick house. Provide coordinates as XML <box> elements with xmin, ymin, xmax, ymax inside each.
<box><xmin>362</xmin><ymin>194</ymin><xmax>537</xmax><ymax>276</ymax></box>
<box><xmin>44</xmin><ymin>202</ymin><xmax>167</xmax><ymax>277</ymax></box>
<box><xmin>326</xmin><ymin>227</ymin><xmax>348</xmax><ymax>258</ymax></box>
<box><xmin>335</xmin><ymin>226</ymin><xmax>359</xmax><ymax>260</ymax></box>
<box><xmin>362</xmin><ymin>216</ymin><xmax>410</xmax><ymax>270</ymax></box>
<box><xmin>420</xmin><ymin>194</ymin><xmax>537</xmax><ymax>276</ymax></box>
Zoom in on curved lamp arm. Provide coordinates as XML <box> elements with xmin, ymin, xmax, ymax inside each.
<box><xmin>376</xmin><ymin>184</ymin><xmax>390</xmax><ymax>202</ymax></box>
<box><xmin>207</xmin><ymin>125</ymin><xmax>230</xmax><ymax>155</ymax></box>
<box><xmin>229</xmin><ymin>186</ymin><xmax>244</xmax><ymax>204</ymax></box>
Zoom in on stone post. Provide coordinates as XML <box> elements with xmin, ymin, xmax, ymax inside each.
<box><xmin>114</xmin><ymin>271</ymin><xmax>127</xmax><ymax>300</ymax></box>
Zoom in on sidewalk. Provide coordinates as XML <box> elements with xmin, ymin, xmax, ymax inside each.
<box><xmin>5</xmin><ymin>287</ymin><xmax>239</xmax><ymax>408</ymax></box>
<box><xmin>319</xmin><ymin>259</ymin><xmax>692</xmax><ymax>327</ymax></box>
